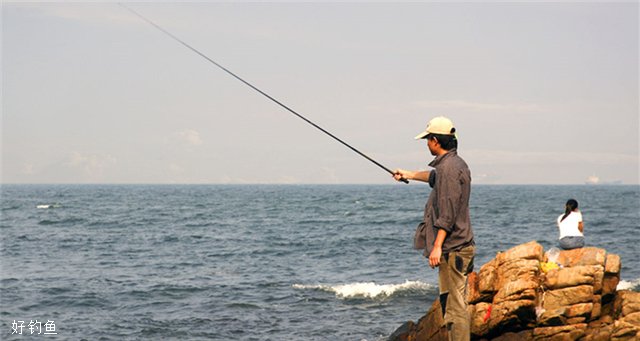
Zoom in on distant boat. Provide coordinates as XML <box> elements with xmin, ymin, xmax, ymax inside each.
<box><xmin>585</xmin><ymin>175</ymin><xmax>600</xmax><ymax>185</ymax></box>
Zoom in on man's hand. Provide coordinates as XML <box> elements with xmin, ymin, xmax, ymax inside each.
<box><xmin>394</xmin><ymin>169</ymin><xmax>433</xmax><ymax>183</ymax></box>
<box><xmin>393</xmin><ymin>169</ymin><xmax>411</xmax><ymax>182</ymax></box>
<box><xmin>430</xmin><ymin>228</ymin><xmax>447</xmax><ymax>268</ymax></box>
<box><xmin>429</xmin><ymin>246</ymin><xmax>442</xmax><ymax>269</ymax></box>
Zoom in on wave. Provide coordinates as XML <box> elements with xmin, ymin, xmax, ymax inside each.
<box><xmin>38</xmin><ymin>217</ymin><xmax>85</xmax><ymax>226</ymax></box>
<box><xmin>617</xmin><ymin>278</ymin><xmax>640</xmax><ymax>291</ymax></box>
<box><xmin>36</xmin><ymin>203</ymin><xmax>62</xmax><ymax>209</ymax></box>
<box><xmin>296</xmin><ymin>278</ymin><xmax>638</xmax><ymax>299</ymax></box>
<box><xmin>292</xmin><ymin>280</ymin><xmax>434</xmax><ymax>299</ymax></box>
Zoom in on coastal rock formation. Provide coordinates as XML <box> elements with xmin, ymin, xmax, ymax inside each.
<box><xmin>390</xmin><ymin>241</ymin><xmax>640</xmax><ymax>341</ymax></box>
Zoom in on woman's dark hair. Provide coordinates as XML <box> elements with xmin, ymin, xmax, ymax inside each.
<box><xmin>426</xmin><ymin>132</ymin><xmax>458</xmax><ymax>150</ymax></box>
<box><xmin>560</xmin><ymin>199</ymin><xmax>579</xmax><ymax>222</ymax></box>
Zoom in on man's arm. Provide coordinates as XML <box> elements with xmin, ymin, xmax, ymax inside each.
<box><xmin>429</xmin><ymin>228</ymin><xmax>447</xmax><ymax>268</ymax></box>
<box><xmin>393</xmin><ymin>169</ymin><xmax>431</xmax><ymax>183</ymax></box>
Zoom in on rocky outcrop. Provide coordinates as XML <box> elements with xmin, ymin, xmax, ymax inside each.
<box><xmin>390</xmin><ymin>241</ymin><xmax>640</xmax><ymax>341</ymax></box>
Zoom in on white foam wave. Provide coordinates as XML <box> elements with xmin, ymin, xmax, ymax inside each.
<box><xmin>292</xmin><ymin>280</ymin><xmax>433</xmax><ymax>299</ymax></box>
<box><xmin>36</xmin><ymin>204</ymin><xmax>61</xmax><ymax>209</ymax></box>
<box><xmin>617</xmin><ymin>278</ymin><xmax>640</xmax><ymax>291</ymax></box>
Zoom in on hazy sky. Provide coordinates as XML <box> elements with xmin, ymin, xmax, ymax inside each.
<box><xmin>2</xmin><ymin>2</ymin><xmax>638</xmax><ymax>184</ymax></box>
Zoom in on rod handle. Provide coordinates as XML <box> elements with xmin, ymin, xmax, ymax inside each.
<box><xmin>392</xmin><ymin>172</ymin><xmax>409</xmax><ymax>184</ymax></box>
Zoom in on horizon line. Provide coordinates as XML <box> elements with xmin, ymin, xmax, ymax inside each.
<box><xmin>1</xmin><ymin>182</ymin><xmax>638</xmax><ymax>186</ymax></box>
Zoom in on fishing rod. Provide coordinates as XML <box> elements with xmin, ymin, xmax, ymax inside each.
<box><xmin>119</xmin><ymin>3</ymin><xmax>407</xmax><ymax>184</ymax></box>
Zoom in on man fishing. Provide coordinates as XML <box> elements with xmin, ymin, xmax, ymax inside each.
<box><xmin>393</xmin><ymin>116</ymin><xmax>475</xmax><ymax>341</ymax></box>
<box><xmin>122</xmin><ymin>5</ymin><xmax>474</xmax><ymax>338</ymax></box>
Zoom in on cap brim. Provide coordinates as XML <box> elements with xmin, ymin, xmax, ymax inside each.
<box><xmin>414</xmin><ymin>131</ymin><xmax>429</xmax><ymax>140</ymax></box>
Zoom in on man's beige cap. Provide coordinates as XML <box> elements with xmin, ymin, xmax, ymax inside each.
<box><xmin>414</xmin><ymin>116</ymin><xmax>456</xmax><ymax>139</ymax></box>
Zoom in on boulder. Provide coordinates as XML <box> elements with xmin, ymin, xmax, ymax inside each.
<box><xmin>388</xmin><ymin>321</ymin><xmax>414</xmax><ymax>341</ymax></box>
<box><xmin>532</xmin><ymin>324</ymin><xmax>587</xmax><ymax>340</ymax></box>
<box><xmin>467</xmin><ymin>271</ymin><xmax>482</xmax><ymax>304</ymax></box>
<box><xmin>470</xmin><ymin>302</ymin><xmax>491</xmax><ymax>337</ymax></box>
<box><xmin>543</xmin><ymin>265</ymin><xmax>598</xmax><ymax>290</ymax></box>
<box><xmin>542</xmin><ymin>285</ymin><xmax>594</xmax><ymax>310</ymax></box>
<box><xmin>496</xmin><ymin>241</ymin><xmax>544</xmax><ymax>264</ymax></box>
<box><xmin>611</xmin><ymin>320</ymin><xmax>640</xmax><ymax>340</ymax></box>
<box><xmin>496</xmin><ymin>259</ymin><xmax>540</xmax><ymax>290</ymax></box>
<box><xmin>605</xmin><ymin>254</ymin><xmax>621</xmax><ymax>274</ymax></box>
<box><xmin>478</xmin><ymin>258</ymin><xmax>498</xmax><ymax>298</ymax></box>
<box><xmin>604</xmin><ymin>273</ymin><xmax>622</xmax><ymax>296</ymax></box>
<box><xmin>491</xmin><ymin>330</ymin><xmax>533</xmax><ymax>340</ymax></box>
<box><xmin>390</xmin><ymin>242</ymin><xmax>637</xmax><ymax>341</ymax></box>
<box><xmin>488</xmin><ymin>299</ymin><xmax>537</xmax><ymax>333</ymax></box>
<box><xmin>493</xmin><ymin>278</ymin><xmax>538</xmax><ymax>304</ymax></box>
<box><xmin>537</xmin><ymin>307</ymin><xmax>567</xmax><ymax>327</ymax></box>
<box><xmin>614</xmin><ymin>290</ymin><xmax>640</xmax><ymax>319</ymax></box>
<box><xmin>400</xmin><ymin>298</ymin><xmax>446</xmax><ymax>341</ymax></box>
<box><xmin>584</xmin><ymin>322</ymin><xmax>613</xmax><ymax>341</ymax></box>
<box><xmin>592</xmin><ymin>266</ymin><xmax>605</xmax><ymax>294</ymax></box>
<box><xmin>555</xmin><ymin>247</ymin><xmax>606</xmax><ymax>268</ymax></box>
<box><xmin>591</xmin><ymin>295</ymin><xmax>602</xmax><ymax>320</ymax></box>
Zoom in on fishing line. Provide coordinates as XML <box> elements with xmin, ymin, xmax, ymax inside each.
<box><xmin>119</xmin><ymin>3</ymin><xmax>407</xmax><ymax>183</ymax></box>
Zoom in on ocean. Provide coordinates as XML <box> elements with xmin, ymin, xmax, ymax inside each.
<box><xmin>1</xmin><ymin>184</ymin><xmax>639</xmax><ymax>340</ymax></box>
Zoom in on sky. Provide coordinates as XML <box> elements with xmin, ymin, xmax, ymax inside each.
<box><xmin>2</xmin><ymin>1</ymin><xmax>639</xmax><ymax>185</ymax></box>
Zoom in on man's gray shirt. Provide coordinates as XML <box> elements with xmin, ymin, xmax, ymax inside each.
<box><xmin>423</xmin><ymin>148</ymin><xmax>474</xmax><ymax>256</ymax></box>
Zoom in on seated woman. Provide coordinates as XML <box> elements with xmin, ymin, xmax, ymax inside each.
<box><xmin>557</xmin><ymin>199</ymin><xmax>585</xmax><ymax>250</ymax></box>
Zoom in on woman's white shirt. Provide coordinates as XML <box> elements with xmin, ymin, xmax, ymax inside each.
<box><xmin>557</xmin><ymin>211</ymin><xmax>583</xmax><ymax>239</ymax></box>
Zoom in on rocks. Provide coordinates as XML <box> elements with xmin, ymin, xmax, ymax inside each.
<box><xmin>606</xmin><ymin>254</ymin><xmax>622</xmax><ymax>274</ymax></box>
<box><xmin>476</xmin><ymin>259</ymin><xmax>498</xmax><ymax>302</ymax></box>
<box><xmin>543</xmin><ymin>265</ymin><xmax>599</xmax><ymax>289</ymax></box>
<box><xmin>388</xmin><ymin>321</ymin><xmax>415</xmax><ymax>341</ymax></box>
<box><xmin>553</xmin><ymin>247</ymin><xmax>606</xmax><ymax>267</ymax></box>
<box><xmin>390</xmin><ymin>241</ymin><xmax>640</xmax><ymax>341</ymax></box>
<box><xmin>543</xmin><ymin>285</ymin><xmax>594</xmax><ymax>309</ymax></box>
<box><xmin>533</xmin><ymin>324</ymin><xmax>587</xmax><ymax>340</ymax></box>
<box><xmin>497</xmin><ymin>241</ymin><xmax>544</xmax><ymax>263</ymax></box>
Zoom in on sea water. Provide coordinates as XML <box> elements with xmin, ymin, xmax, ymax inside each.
<box><xmin>1</xmin><ymin>184</ymin><xmax>639</xmax><ymax>340</ymax></box>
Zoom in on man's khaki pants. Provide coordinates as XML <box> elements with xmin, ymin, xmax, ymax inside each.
<box><xmin>438</xmin><ymin>245</ymin><xmax>475</xmax><ymax>341</ymax></box>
